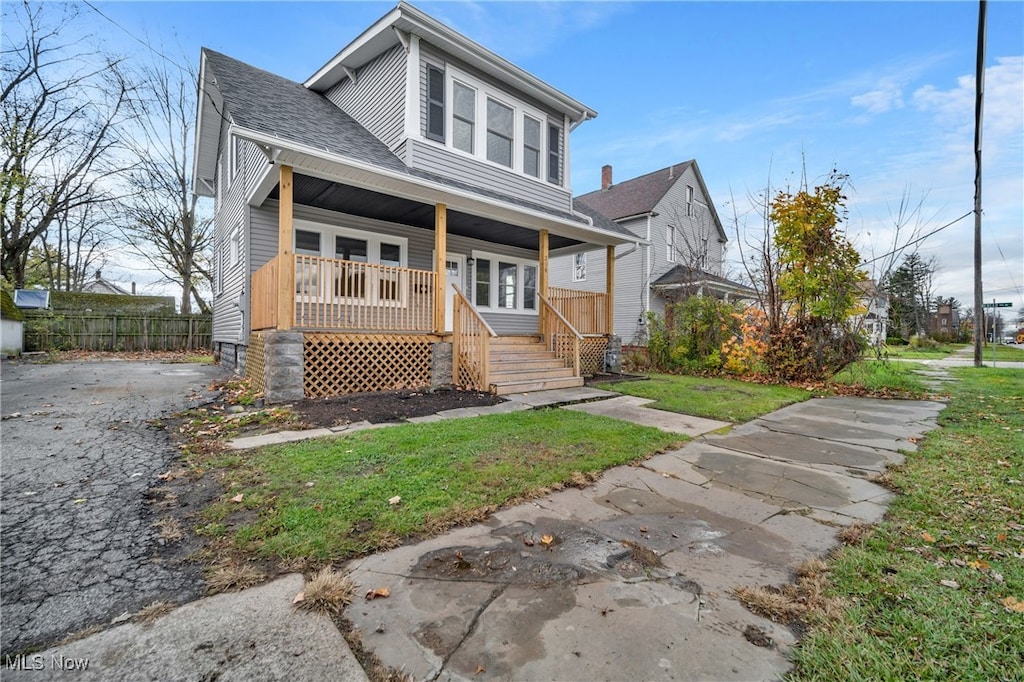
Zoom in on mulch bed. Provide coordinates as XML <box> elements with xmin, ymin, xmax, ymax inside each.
<box><xmin>285</xmin><ymin>388</ymin><xmax>506</xmax><ymax>428</ymax></box>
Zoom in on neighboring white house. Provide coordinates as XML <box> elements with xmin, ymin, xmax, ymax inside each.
<box><xmin>194</xmin><ymin>1</ymin><xmax>635</xmax><ymax>399</ymax></box>
<box><xmin>855</xmin><ymin>279</ymin><xmax>889</xmax><ymax>346</ymax></box>
<box><xmin>552</xmin><ymin>161</ymin><xmax>755</xmax><ymax>345</ymax></box>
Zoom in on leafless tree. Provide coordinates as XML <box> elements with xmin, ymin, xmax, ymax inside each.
<box><xmin>1</xmin><ymin>1</ymin><xmax>131</xmax><ymax>289</ymax></box>
<box><xmin>119</xmin><ymin>57</ymin><xmax>212</xmax><ymax>314</ymax></box>
<box><xmin>41</xmin><ymin>201</ymin><xmax>111</xmax><ymax>291</ymax></box>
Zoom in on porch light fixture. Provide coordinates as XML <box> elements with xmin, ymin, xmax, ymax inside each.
<box><xmin>466</xmin><ymin>256</ymin><xmax>475</xmax><ymax>267</ymax></box>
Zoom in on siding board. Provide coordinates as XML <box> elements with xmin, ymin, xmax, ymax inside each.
<box><xmin>324</xmin><ymin>46</ymin><xmax>406</xmax><ymax>152</ymax></box>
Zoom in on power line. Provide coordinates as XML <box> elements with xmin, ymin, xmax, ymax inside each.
<box><xmin>861</xmin><ymin>210</ymin><xmax>974</xmax><ymax>266</ymax></box>
<box><xmin>82</xmin><ymin>1</ymin><xmax>190</xmax><ymax>74</ymax></box>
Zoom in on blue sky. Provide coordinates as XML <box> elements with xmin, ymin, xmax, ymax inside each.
<box><xmin>79</xmin><ymin>0</ymin><xmax>1023</xmax><ymax>314</ymax></box>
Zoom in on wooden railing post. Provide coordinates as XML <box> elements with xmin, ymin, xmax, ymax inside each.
<box><xmin>277</xmin><ymin>165</ymin><xmax>295</xmax><ymax>330</ymax></box>
<box><xmin>433</xmin><ymin>203</ymin><xmax>447</xmax><ymax>335</ymax></box>
<box><xmin>538</xmin><ymin>229</ymin><xmax>549</xmax><ymax>336</ymax></box>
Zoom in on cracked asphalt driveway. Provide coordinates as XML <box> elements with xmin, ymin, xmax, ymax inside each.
<box><xmin>0</xmin><ymin>358</ymin><xmax>225</xmax><ymax>654</ymax></box>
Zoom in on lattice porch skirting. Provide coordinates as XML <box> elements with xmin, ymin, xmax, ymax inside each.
<box><xmin>552</xmin><ymin>334</ymin><xmax>610</xmax><ymax>376</ymax></box>
<box><xmin>245</xmin><ymin>332</ymin><xmax>268</xmax><ymax>396</ymax></box>
<box><xmin>303</xmin><ymin>333</ymin><xmax>435</xmax><ymax>397</ymax></box>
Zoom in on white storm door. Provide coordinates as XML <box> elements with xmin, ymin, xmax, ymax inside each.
<box><xmin>443</xmin><ymin>253</ymin><xmax>465</xmax><ymax>333</ymax></box>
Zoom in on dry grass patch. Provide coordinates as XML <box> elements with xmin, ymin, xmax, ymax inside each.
<box><xmin>732</xmin><ymin>557</ymin><xmax>845</xmax><ymax>627</ymax></box>
<box><xmin>205</xmin><ymin>562</ymin><xmax>267</xmax><ymax>594</ymax></box>
<box><xmin>622</xmin><ymin>540</ymin><xmax>663</xmax><ymax>568</ymax></box>
<box><xmin>295</xmin><ymin>568</ymin><xmax>358</xmax><ymax>616</ymax></box>
<box><xmin>152</xmin><ymin>516</ymin><xmax>184</xmax><ymax>542</ymax></box>
<box><xmin>133</xmin><ymin>601</ymin><xmax>175</xmax><ymax>625</ymax></box>
<box><xmin>837</xmin><ymin>522</ymin><xmax>874</xmax><ymax>546</ymax></box>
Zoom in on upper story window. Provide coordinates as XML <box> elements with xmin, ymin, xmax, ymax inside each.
<box><xmin>426</xmin><ymin>66</ymin><xmax>445</xmax><ymax>142</ymax></box>
<box><xmin>452</xmin><ymin>80</ymin><xmax>476</xmax><ymax>154</ymax></box>
<box><xmin>686</xmin><ymin>185</ymin><xmax>695</xmax><ymax>216</ymax></box>
<box><xmin>425</xmin><ymin>62</ymin><xmax>564</xmax><ymax>186</ymax></box>
<box><xmin>667</xmin><ymin>225</ymin><xmax>676</xmax><ymax>263</ymax></box>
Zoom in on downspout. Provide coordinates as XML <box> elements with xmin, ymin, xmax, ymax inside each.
<box><xmin>644</xmin><ymin>213</ymin><xmax>652</xmax><ymax>317</ymax></box>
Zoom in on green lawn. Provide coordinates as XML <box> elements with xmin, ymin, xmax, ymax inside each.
<box><xmin>879</xmin><ymin>343</ymin><xmax>966</xmax><ymax>359</ymax></box>
<box><xmin>983</xmin><ymin>344</ymin><xmax>1024</xmax><ymax>362</ymax></box>
<box><xmin>789</xmin><ymin>367</ymin><xmax>1024</xmax><ymax>680</ymax></box>
<box><xmin>199</xmin><ymin>409</ymin><xmax>683</xmax><ymax>562</ymax></box>
<box><xmin>830</xmin><ymin>360</ymin><xmax>930</xmax><ymax>395</ymax></box>
<box><xmin>596</xmin><ymin>374</ymin><xmax>811</xmax><ymax>423</ymax></box>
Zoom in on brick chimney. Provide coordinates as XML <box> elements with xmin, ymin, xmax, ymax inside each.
<box><xmin>601</xmin><ymin>164</ymin><xmax>612</xmax><ymax>190</ymax></box>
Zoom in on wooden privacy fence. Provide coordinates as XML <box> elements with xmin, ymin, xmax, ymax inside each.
<box><xmin>548</xmin><ymin>287</ymin><xmax>609</xmax><ymax>334</ymax></box>
<box><xmin>23</xmin><ymin>312</ymin><xmax>212</xmax><ymax>352</ymax></box>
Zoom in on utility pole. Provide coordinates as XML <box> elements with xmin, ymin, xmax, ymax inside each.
<box><xmin>972</xmin><ymin>0</ymin><xmax>987</xmax><ymax>366</ymax></box>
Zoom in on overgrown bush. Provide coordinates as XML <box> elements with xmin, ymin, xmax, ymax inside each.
<box><xmin>645</xmin><ymin>297</ymin><xmax>742</xmax><ymax>373</ymax></box>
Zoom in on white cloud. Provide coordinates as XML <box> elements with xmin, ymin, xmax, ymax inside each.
<box><xmin>851</xmin><ymin>78</ymin><xmax>905</xmax><ymax>114</ymax></box>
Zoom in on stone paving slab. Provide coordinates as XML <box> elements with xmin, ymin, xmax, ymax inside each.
<box><xmin>2</xmin><ymin>574</ymin><xmax>367</xmax><ymax>682</ymax></box>
<box><xmin>503</xmin><ymin>386</ymin><xmax>618</xmax><ymax>407</ymax></box>
<box><xmin>562</xmin><ymin>395</ymin><xmax>730</xmax><ymax>436</ymax></box>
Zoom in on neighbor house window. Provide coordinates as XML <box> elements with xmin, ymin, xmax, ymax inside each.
<box><xmin>426</xmin><ymin>65</ymin><xmax>445</xmax><ymax>142</ymax></box>
<box><xmin>475</xmin><ymin>258</ymin><xmax>491</xmax><ymax>307</ymax></box>
<box><xmin>686</xmin><ymin>185</ymin><xmax>695</xmax><ymax>216</ymax></box>
<box><xmin>573</xmin><ymin>253</ymin><xmax>587</xmax><ymax>282</ymax></box>
<box><xmin>523</xmin><ymin>116</ymin><xmax>541</xmax><ymax>178</ymax></box>
<box><xmin>453</xmin><ymin>81</ymin><xmax>475</xmax><ymax>154</ymax></box>
<box><xmin>667</xmin><ymin>225</ymin><xmax>676</xmax><ymax>263</ymax></box>
<box><xmin>486</xmin><ymin>97</ymin><xmax>514</xmax><ymax>167</ymax></box>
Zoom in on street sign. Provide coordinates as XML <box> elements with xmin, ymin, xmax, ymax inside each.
<box><xmin>982</xmin><ymin>302</ymin><xmax>1012</xmax><ymax>308</ymax></box>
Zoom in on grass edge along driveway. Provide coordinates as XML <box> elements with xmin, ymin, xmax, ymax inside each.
<box><xmin>199</xmin><ymin>409</ymin><xmax>684</xmax><ymax>564</ymax></box>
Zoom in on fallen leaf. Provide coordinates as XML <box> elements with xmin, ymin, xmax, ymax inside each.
<box><xmin>968</xmin><ymin>559</ymin><xmax>990</xmax><ymax>571</ymax></box>
<box><xmin>73</xmin><ymin>498</ymin><xmax>87</xmax><ymax>504</ymax></box>
<box><xmin>997</xmin><ymin>533</ymin><xmax>1007</xmax><ymax>542</ymax></box>
<box><xmin>230</xmin><ymin>493</ymin><xmax>244</xmax><ymax>503</ymax></box>
<box><xmin>522</xmin><ymin>536</ymin><xmax>535</xmax><ymax>547</ymax></box>
<box><xmin>639</xmin><ymin>526</ymin><xmax>649</xmax><ymax>533</ymax></box>
<box><xmin>1002</xmin><ymin>596</ymin><xmax>1024</xmax><ymax>613</ymax></box>
<box><xmin>540</xmin><ymin>534</ymin><xmax>554</xmax><ymax>548</ymax></box>
<box><xmin>365</xmin><ymin>587</ymin><xmax>390</xmax><ymax>601</ymax></box>
<box><xmin>293</xmin><ymin>591</ymin><xmax>305</xmax><ymax>604</ymax></box>
<box><xmin>474</xmin><ymin>665</ymin><xmax>486</xmax><ymax>676</ymax></box>
<box><xmin>388</xmin><ymin>495</ymin><xmax>401</xmax><ymax>506</ymax></box>
<box><xmin>940</xmin><ymin>579</ymin><xmax>960</xmax><ymax>589</ymax></box>
<box><xmin>922</xmin><ymin>531</ymin><xmax>936</xmax><ymax>543</ymax></box>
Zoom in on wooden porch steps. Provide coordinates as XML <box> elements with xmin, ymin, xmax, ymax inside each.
<box><xmin>488</xmin><ymin>336</ymin><xmax>584</xmax><ymax>395</ymax></box>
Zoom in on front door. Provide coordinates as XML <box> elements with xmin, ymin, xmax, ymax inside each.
<box><xmin>443</xmin><ymin>253</ymin><xmax>466</xmax><ymax>333</ymax></box>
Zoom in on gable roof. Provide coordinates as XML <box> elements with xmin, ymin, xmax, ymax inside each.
<box><xmin>305</xmin><ymin>2</ymin><xmax>596</xmax><ymax>124</ymax></box>
<box><xmin>575</xmin><ymin>160</ymin><xmax>728</xmax><ymax>243</ymax></box>
<box><xmin>577</xmin><ymin>161</ymin><xmax>695</xmax><ymax>221</ymax></box>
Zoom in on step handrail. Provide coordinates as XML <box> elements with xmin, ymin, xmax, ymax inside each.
<box><xmin>538</xmin><ymin>293</ymin><xmax>582</xmax><ymax>377</ymax></box>
<box><xmin>452</xmin><ymin>284</ymin><xmax>497</xmax><ymax>391</ymax></box>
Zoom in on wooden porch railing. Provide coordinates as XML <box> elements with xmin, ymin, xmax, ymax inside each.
<box><xmin>452</xmin><ymin>284</ymin><xmax>497</xmax><ymax>391</ymax></box>
<box><xmin>539</xmin><ymin>293</ymin><xmax>581</xmax><ymax>377</ymax></box>
<box><xmin>251</xmin><ymin>255</ymin><xmax>435</xmax><ymax>332</ymax></box>
<box><xmin>548</xmin><ymin>287</ymin><xmax>610</xmax><ymax>335</ymax></box>
<box><xmin>251</xmin><ymin>254</ymin><xmax>279</xmax><ymax>330</ymax></box>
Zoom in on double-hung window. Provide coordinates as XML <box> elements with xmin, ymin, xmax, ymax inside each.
<box><xmin>486</xmin><ymin>98</ymin><xmax>514</xmax><ymax>167</ymax></box>
<box><xmin>430</xmin><ymin>64</ymin><xmax>563</xmax><ymax>186</ymax></box>
<box><xmin>667</xmin><ymin>225</ymin><xmax>676</xmax><ymax>263</ymax></box>
<box><xmin>452</xmin><ymin>81</ymin><xmax>476</xmax><ymax>154</ymax></box>
<box><xmin>294</xmin><ymin>222</ymin><xmax>407</xmax><ymax>304</ymax></box>
<box><xmin>686</xmin><ymin>185</ymin><xmax>695</xmax><ymax>216</ymax></box>
<box><xmin>572</xmin><ymin>253</ymin><xmax>587</xmax><ymax>282</ymax></box>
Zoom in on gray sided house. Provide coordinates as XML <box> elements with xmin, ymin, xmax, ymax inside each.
<box><xmin>194</xmin><ymin>2</ymin><xmax>634</xmax><ymax>401</ymax></box>
<box><xmin>551</xmin><ymin>161</ymin><xmax>755</xmax><ymax>345</ymax></box>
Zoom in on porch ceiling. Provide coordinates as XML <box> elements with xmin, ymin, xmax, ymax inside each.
<box><xmin>269</xmin><ymin>174</ymin><xmax>585</xmax><ymax>252</ymax></box>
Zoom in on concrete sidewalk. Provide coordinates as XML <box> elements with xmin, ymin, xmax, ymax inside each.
<box><xmin>14</xmin><ymin>389</ymin><xmax>945</xmax><ymax>681</ymax></box>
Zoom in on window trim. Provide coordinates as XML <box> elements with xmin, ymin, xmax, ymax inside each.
<box><xmin>471</xmin><ymin>249</ymin><xmax>539</xmax><ymax>314</ymax></box>
<box><xmin>667</xmin><ymin>225</ymin><xmax>676</xmax><ymax>263</ymax></box>
<box><xmin>425</xmin><ymin>64</ymin><xmax>445</xmax><ymax>142</ymax></box>
<box><xmin>430</xmin><ymin>63</ymin><xmax>562</xmax><ymax>187</ymax></box>
<box><xmin>292</xmin><ymin>220</ymin><xmax>409</xmax><ymax>305</ymax></box>
<box><xmin>229</xmin><ymin>228</ymin><xmax>241</xmax><ymax>268</ymax></box>
<box><xmin>686</xmin><ymin>185</ymin><xmax>695</xmax><ymax>216</ymax></box>
<box><xmin>572</xmin><ymin>252</ymin><xmax>587</xmax><ymax>282</ymax></box>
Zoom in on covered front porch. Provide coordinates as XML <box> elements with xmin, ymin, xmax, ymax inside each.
<box><xmin>247</xmin><ymin>164</ymin><xmax>623</xmax><ymax>401</ymax></box>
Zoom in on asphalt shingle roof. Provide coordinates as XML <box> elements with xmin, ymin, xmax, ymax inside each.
<box><xmin>575</xmin><ymin>161</ymin><xmax>695</xmax><ymax>221</ymax></box>
<box><xmin>652</xmin><ymin>265</ymin><xmax>757</xmax><ymax>294</ymax></box>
